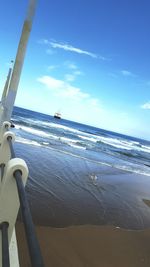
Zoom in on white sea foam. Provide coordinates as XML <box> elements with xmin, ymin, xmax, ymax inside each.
<box><xmin>16</xmin><ymin>137</ymin><xmax>42</xmax><ymax>147</ymax></box>
<box><xmin>15</xmin><ymin>122</ymin><xmax>150</xmax><ymax>154</ymax></box>
<box><xmin>98</xmin><ymin>139</ymin><xmax>132</xmax><ymax>150</ymax></box>
<box><xmin>77</xmin><ymin>135</ymin><xmax>97</xmax><ymax>143</ymax></box>
<box><xmin>114</xmin><ymin>164</ymin><xmax>150</xmax><ymax>176</ymax></box>
<box><xmin>59</xmin><ymin>136</ymin><xmax>86</xmax><ymax>149</ymax></box>
<box><xmin>40</xmin><ymin>121</ymin><xmax>82</xmax><ymax>134</ymax></box>
<box><xmin>47</xmin><ymin>146</ymin><xmax>150</xmax><ymax>176</ymax></box>
<box><xmin>16</xmin><ymin>126</ymin><xmax>86</xmax><ymax>149</ymax></box>
<box><xmin>97</xmin><ymin>137</ymin><xmax>150</xmax><ymax>154</ymax></box>
<box><xmin>21</xmin><ymin>126</ymin><xmax>50</xmax><ymax>137</ymax></box>
<box><xmin>15</xmin><ymin>135</ymin><xmax>150</xmax><ymax>176</ymax></box>
<box><xmin>15</xmin><ymin>116</ymin><xmax>86</xmax><ymax>136</ymax></box>
<box><xmin>15</xmin><ymin>124</ymin><xmax>22</xmax><ymax>130</ymax></box>
<box><xmin>81</xmin><ymin>134</ymin><xmax>150</xmax><ymax>154</ymax></box>
<box><xmin>78</xmin><ymin>133</ymin><xmax>134</xmax><ymax>151</ymax></box>
<box><xmin>140</xmin><ymin>145</ymin><xmax>150</xmax><ymax>153</ymax></box>
<box><xmin>59</xmin><ymin>136</ymin><xmax>78</xmax><ymax>143</ymax></box>
<box><xmin>42</xmin><ymin>142</ymin><xmax>49</xmax><ymax>145</ymax></box>
<box><xmin>15</xmin><ymin>125</ymin><xmax>58</xmax><ymax>139</ymax></box>
<box><xmin>68</xmin><ymin>143</ymin><xmax>86</xmax><ymax>150</ymax></box>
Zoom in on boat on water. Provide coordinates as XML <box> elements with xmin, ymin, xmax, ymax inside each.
<box><xmin>54</xmin><ymin>112</ymin><xmax>61</xmax><ymax>119</ymax></box>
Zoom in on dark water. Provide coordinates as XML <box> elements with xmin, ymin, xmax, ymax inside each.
<box><xmin>12</xmin><ymin>106</ymin><xmax>150</xmax><ymax>230</ymax></box>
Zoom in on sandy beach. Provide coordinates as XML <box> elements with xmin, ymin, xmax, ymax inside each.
<box><xmin>16</xmin><ymin>221</ymin><xmax>150</xmax><ymax>267</ymax></box>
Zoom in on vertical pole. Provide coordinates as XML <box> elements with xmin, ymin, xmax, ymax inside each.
<box><xmin>1</xmin><ymin>61</ymin><xmax>13</xmax><ymax>102</ymax></box>
<box><xmin>0</xmin><ymin>0</ymin><xmax>37</xmax><ymax>125</ymax></box>
<box><xmin>0</xmin><ymin>61</ymin><xmax>13</xmax><ymax>120</ymax></box>
<box><xmin>2</xmin><ymin>68</ymin><xmax>12</xmax><ymax>101</ymax></box>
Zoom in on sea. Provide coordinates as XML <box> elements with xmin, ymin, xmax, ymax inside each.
<box><xmin>12</xmin><ymin>106</ymin><xmax>150</xmax><ymax>230</ymax></box>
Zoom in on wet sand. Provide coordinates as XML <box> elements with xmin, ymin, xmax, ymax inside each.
<box><xmin>16</xmin><ymin>222</ymin><xmax>150</xmax><ymax>267</ymax></box>
<box><xmin>14</xmin><ymin>143</ymin><xmax>150</xmax><ymax>266</ymax></box>
<box><xmin>14</xmin><ymin>142</ymin><xmax>150</xmax><ymax>230</ymax></box>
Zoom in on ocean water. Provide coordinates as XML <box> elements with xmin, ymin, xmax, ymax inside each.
<box><xmin>12</xmin><ymin>106</ymin><xmax>150</xmax><ymax>175</ymax></box>
<box><xmin>12</xmin><ymin>106</ymin><xmax>150</xmax><ymax>229</ymax></box>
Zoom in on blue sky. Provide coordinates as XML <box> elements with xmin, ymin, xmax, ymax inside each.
<box><xmin>0</xmin><ymin>0</ymin><xmax>150</xmax><ymax>140</ymax></box>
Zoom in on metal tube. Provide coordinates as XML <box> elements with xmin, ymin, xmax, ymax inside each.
<box><xmin>14</xmin><ymin>170</ymin><xmax>44</xmax><ymax>267</ymax></box>
<box><xmin>0</xmin><ymin>222</ymin><xmax>10</xmax><ymax>267</ymax></box>
<box><xmin>0</xmin><ymin>163</ymin><xmax>5</xmax><ymax>181</ymax></box>
<box><xmin>7</xmin><ymin>136</ymin><xmax>15</xmax><ymax>159</ymax></box>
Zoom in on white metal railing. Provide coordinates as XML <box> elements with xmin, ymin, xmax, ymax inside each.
<box><xmin>0</xmin><ymin>122</ymin><xmax>28</xmax><ymax>267</ymax></box>
<box><xmin>0</xmin><ymin>121</ymin><xmax>44</xmax><ymax>267</ymax></box>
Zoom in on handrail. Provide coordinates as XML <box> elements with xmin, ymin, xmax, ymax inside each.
<box><xmin>0</xmin><ymin>163</ymin><xmax>5</xmax><ymax>181</ymax></box>
<box><xmin>7</xmin><ymin>136</ymin><xmax>44</xmax><ymax>267</ymax></box>
<box><xmin>7</xmin><ymin>136</ymin><xmax>15</xmax><ymax>159</ymax></box>
<box><xmin>0</xmin><ymin>124</ymin><xmax>21</xmax><ymax>267</ymax></box>
<box><xmin>0</xmin><ymin>222</ymin><xmax>10</xmax><ymax>267</ymax></box>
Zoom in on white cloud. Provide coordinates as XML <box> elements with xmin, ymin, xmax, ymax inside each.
<box><xmin>50</xmin><ymin>41</ymin><xmax>97</xmax><ymax>58</ymax></box>
<box><xmin>37</xmin><ymin>75</ymin><xmax>106</xmax><ymax>124</ymax></box>
<box><xmin>63</xmin><ymin>61</ymin><xmax>83</xmax><ymax>82</ymax></box>
<box><xmin>37</xmin><ymin>75</ymin><xmax>90</xmax><ymax>100</ymax></box>
<box><xmin>39</xmin><ymin>39</ymin><xmax>108</xmax><ymax>60</ymax></box>
<box><xmin>141</xmin><ymin>102</ymin><xmax>150</xmax><ymax>109</ymax></box>
<box><xmin>121</xmin><ymin>70</ymin><xmax>135</xmax><ymax>77</ymax></box>
<box><xmin>37</xmin><ymin>76</ymin><xmax>105</xmax><ymax>128</ymax></box>
<box><xmin>64</xmin><ymin>70</ymin><xmax>83</xmax><ymax>82</ymax></box>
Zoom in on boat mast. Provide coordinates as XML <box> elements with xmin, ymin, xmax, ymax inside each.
<box><xmin>0</xmin><ymin>0</ymin><xmax>37</xmax><ymax>125</ymax></box>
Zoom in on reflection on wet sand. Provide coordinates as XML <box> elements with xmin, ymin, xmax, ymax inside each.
<box><xmin>16</xmin><ymin>222</ymin><xmax>150</xmax><ymax>267</ymax></box>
